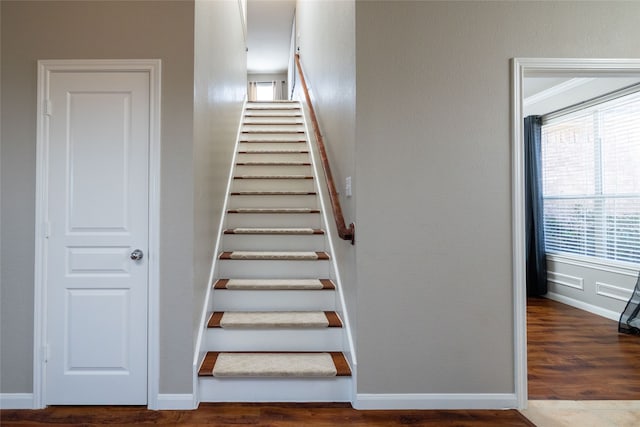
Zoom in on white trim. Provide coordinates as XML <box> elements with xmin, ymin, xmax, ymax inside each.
<box><xmin>34</xmin><ymin>59</ymin><xmax>162</xmax><ymax>409</ymax></box>
<box><xmin>192</xmin><ymin>97</ymin><xmax>247</xmax><ymax>407</ymax></box>
<box><xmin>510</xmin><ymin>58</ymin><xmax>528</xmax><ymax>410</ymax></box>
<box><xmin>0</xmin><ymin>393</ymin><xmax>35</xmax><ymax>410</ymax></box>
<box><xmin>512</xmin><ymin>57</ymin><xmax>640</xmax><ymax>411</ymax></box>
<box><xmin>354</xmin><ymin>393</ymin><xmax>517</xmax><ymax>410</ymax></box>
<box><xmin>146</xmin><ymin>59</ymin><xmax>162</xmax><ymax>411</ymax></box>
<box><xmin>156</xmin><ymin>394</ymin><xmax>197</xmax><ymax>410</ymax></box>
<box><xmin>545</xmin><ymin>292</ymin><xmax>620</xmax><ymax>322</ymax></box>
<box><xmin>596</xmin><ymin>282</ymin><xmax>633</xmax><ymax>303</ymax></box>
<box><xmin>547</xmin><ymin>271</ymin><xmax>584</xmax><ymax>291</ymax></box>
<box><xmin>547</xmin><ymin>253</ymin><xmax>639</xmax><ymax>278</ymax></box>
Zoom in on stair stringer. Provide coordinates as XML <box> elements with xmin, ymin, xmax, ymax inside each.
<box><xmin>192</xmin><ymin>100</ymin><xmax>247</xmax><ymax>407</ymax></box>
<box><xmin>296</xmin><ymin>96</ymin><xmax>358</xmax><ymax>403</ymax></box>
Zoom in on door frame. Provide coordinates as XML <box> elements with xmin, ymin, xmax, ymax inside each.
<box><xmin>33</xmin><ymin>59</ymin><xmax>162</xmax><ymax>409</ymax></box>
<box><xmin>511</xmin><ymin>57</ymin><xmax>640</xmax><ymax>409</ymax></box>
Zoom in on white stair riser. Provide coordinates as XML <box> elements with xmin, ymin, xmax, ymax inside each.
<box><xmin>227</xmin><ymin>195</ymin><xmax>317</xmax><ymax>209</ymax></box>
<box><xmin>241</xmin><ymin>133</ymin><xmax>305</xmax><ymax>142</ymax></box>
<box><xmin>222</xmin><ymin>234</ymin><xmax>325</xmax><ymax>251</ymax></box>
<box><xmin>244</xmin><ymin>117</ymin><xmax>303</xmax><ymax>125</ymax></box>
<box><xmin>232</xmin><ymin>179</ymin><xmax>315</xmax><ymax>192</ymax></box>
<box><xmin>225</xmin><ymin>213</ymin><xmax>321</xmax><ymax>228</ymax></box>
<box><xmin>212</xmin><ymin>290</ymin><xmax>336</xmax><ymax>311</ymax></box>
<box><xmin>238</xmin><ymin>142</ymin><xmax>308</xmax><ymax>151</ymax></box>
<box><xmin>245</xmin><ymin>111</ymin><xmax>301</xmax><ymax>117</ymax></box>
<box><xmin>242</xmin><ymin>126</ymin><xmax>305</xmax><ymax>134</ymax></box>
<box><xmin>198</xmin><ymin>377</ymin><xmax>351</xmax><ymax>402</ymax></box>
<box><xmin>246</xmin><ymin>102</ymin><xmax>300</xmax><ymax>109</ymax></box>
<box><xmin>204</xmin><ymin>329</ymin><xmax>343</xmax><ymax>351</ymax></box>
<box><xmin>235</xmin><ymin>165</ymin><xmax>312</xmax><ymax>175</ymax></box>
<box><xmin>218</xmin><ymin>259</ymin><xmax>330</xmax><ymax>278</ymax></box>
<box><xmin>236</xmin><ymin>153</ymin><xmax>310</xmax><ymax>163</ymax></box>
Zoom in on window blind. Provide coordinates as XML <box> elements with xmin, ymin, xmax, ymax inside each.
<box><xmin>541</xmin><ymin>91</ymin><xmax>640</xmax><ymax>264</ymax></box>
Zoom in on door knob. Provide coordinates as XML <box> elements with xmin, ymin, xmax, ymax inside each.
<box><xmin>130</xmin><ymin>249</ymin><xmax>144</xmax><ymax>261</ymax></box>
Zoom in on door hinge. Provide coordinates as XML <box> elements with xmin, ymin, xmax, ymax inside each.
<box><xmin>44</xmin><ymin>99</ymin><xmax>52</xmax><ymax>116</ymax></box>
<box><xmin>42</xmin><ymin>344</ymin><xmax>50</xmax><ymax>363</ymax></box>
<box><xmin>43</xmin><ymin>221</ymin><xmax>51</xmax><ymax>239</ymax></box>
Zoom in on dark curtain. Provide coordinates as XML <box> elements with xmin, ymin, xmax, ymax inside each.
<box><xmin>525</xmin><ymin>116</ymin><xmax>547</xmax><ymax>296</ymax></box>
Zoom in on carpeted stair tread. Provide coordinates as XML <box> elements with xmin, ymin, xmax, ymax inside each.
<box><xmin>231</xmin><ymin>191</ymin><xmax>317</xmax><ymax>196</ymax></box>
<box><xmin>245</xmin><ymin>106</ymin><xmax>300</xmax><ymax>110</ymax></box>
<box><xmin>243</xmin><ymin>121</ymin><xmax>304</xmax><ymax>126</ymax></box>
<box><xmin>227</xmin><ymin>208</ymin><xmax>320</xmax><ymax>214</ymax></box>
<box><xmin>240</xmin><ymin>138</ymin><xmax>307</xmax><ymax>144</ymax></box>
<box><xmin>236</xmin><ymin>161</ymin><xmax>311</xmax><ymax>166</ymax></box>
<box><xmin>214</xmin><ymin>279</ymin><xmax>335</xmax><ymax>290</ymax></box>
<box><xmin>208</xmin><ymin>311</ymin><xmax>342</xmax><ymax>328</ymax></box>
<box><xmin>244</xmin><ymin>113</ymin><xmax>302</xmax><ymax>117</ymax></box>
<box><xmin>219</xmin><ymin>251</ymin><xmax>330</xmax><ymax>260</ymax></box>
<box><xmin>199</xmin><ymin>352</ymin><xmax>351</xmax><ymax>377</ymax></box>
<box><xmin>242</xmin><ymin>130</ymin><xmax>305</xmax><ymax>134</ymax></box>
<box><xmin>234</xmin><ymin>175</ymin><xmax>313</xmax><ymax>180</ymax></box>
<box><xmin>238</xmin><ymin>149</ymin><xmax>309</xmax><ymax>154</ymax></box>
<box><xmin>224</xmin><ymin>228</ymin><xmax>324</xmax><ymax>235</ymax></box>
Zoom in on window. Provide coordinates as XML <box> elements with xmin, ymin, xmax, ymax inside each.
<box><xmin>541</xmin><ymin>91</ymin><xmax>640</xmax><ymax>264</ymax></box>
<box><xmin>256</xmin><ymin>82</ymin><xmax>274</xmax><ymax>101</ymax></box>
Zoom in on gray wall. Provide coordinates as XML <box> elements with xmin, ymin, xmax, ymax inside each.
<box><xmin>295</xmin><ymin>0</ymin><xmax>358</xmax><ymax>346</ymax></box>
<box><xmin>193</xmin><ymin>0</ymin><xmax>246</xmax><ymax>342</ymax></box>
<box><xmin>547</xmin><ymin>255</ymin><xmax>639</xmax><ymax>319</ymax></box>
<box><xmin>0</xmin><ymin>0</ymin><xmax>195</xmax><ymax>394</ymax></box>
<box><xmin>353</xmin><ymin>0</ymin><xmax>640</xmax><ymax>394</ymax></box>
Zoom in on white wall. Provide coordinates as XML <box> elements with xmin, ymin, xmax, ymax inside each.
<box><xmin>295</xmin><ymin>0</ymin><xmax>357</xmax><ymax>348</ymax></box>
<box><xmin>193</xmin><ymin>0</ymin><xmax>247</xmax><ymax>349</ymax></box>
<box><xmin>354</xmin><ymin>0</ymin><xmax>640</xmax><ymax>397</ymax></box>
<box><xmin>248</xmin><ymin>72</ymin><xmax>287</xmax><ymax>83</ymax></box>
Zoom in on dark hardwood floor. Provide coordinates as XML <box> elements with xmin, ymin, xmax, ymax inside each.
<box><xmin>528</xmin><ymin>296</ymin><xmax>640</xmax><ymax>400</ymax></box>
<box><xmin>0</xmin><ymin>403</ymin><xmax>534</xmax><ymax>426</ymax></box>
<box><xmin>6</xmin><ymin>298</ymin><xmax>638</xmax><ymax>425</ymax></box>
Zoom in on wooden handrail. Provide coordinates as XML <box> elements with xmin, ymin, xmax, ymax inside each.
<box><xmin>295</xmin><ymin>54</ymin><xmax>355</xmax><ymax>244</ymax></box>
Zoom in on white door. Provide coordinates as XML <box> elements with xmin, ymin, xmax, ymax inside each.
<box><xmin>44</xmin><ymin>70</ymin><xmax>150</xmax><ymax>404</ymax></box>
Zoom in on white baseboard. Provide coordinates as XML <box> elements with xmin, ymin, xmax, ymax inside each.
<box><xmin>155</xmin><ymin>394</ymin><xmax>197</xmax><ymax>410</ymax></box>
<box><xmin>0</xmin><ymin>393</ymin><xmax>35</xmax><ymax>409</ymax></box>
<box><xmin>353</xmin><ymin>393</ymin><xmax>518</xmax><ymax>410</ymax></box>
<box><xmin>545</xmin><ymin>292</ymin><xmax>620</xmax><ymax>321</ymax></box>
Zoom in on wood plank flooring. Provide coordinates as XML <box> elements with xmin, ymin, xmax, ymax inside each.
<box><xmin>5</xmin><ymin>297</ymin><xmax>639</xmax><ymax>425</ymax></box>
<box><xmin>0</xmin><ymin>403</ymin><xmax>534</xmax><ymax>426</ymax></box>
<box><xmin>528</xmin><ymin>297</ymin><xmax>640</xmax><ymax>400</ymax></box>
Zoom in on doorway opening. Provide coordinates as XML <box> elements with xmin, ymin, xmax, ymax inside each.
<box><xmin>245</xmin><ymin>0</ymin><xmax>295</xmax><ymax>101</ymax></box>
<box><xmin>512</xmin><ymin>58</ymin><xmax>640</xmax><ymax>408</ymax></box>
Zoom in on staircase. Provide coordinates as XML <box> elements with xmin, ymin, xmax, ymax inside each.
<box><xmin>197</xmin><ymin>101</ymin><xmax>352</xmax><ymax>402</ymax></box>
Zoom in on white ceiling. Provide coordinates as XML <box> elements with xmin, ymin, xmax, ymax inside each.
<box><xmin>524</xmin><ymin>76</ymin><xmax>640</xmax><ymax>116</ymax></box>
<box><xmin>247</xmin><ymin>0</ymin><xmax>296</xmax><ymax>74</ymax></box>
